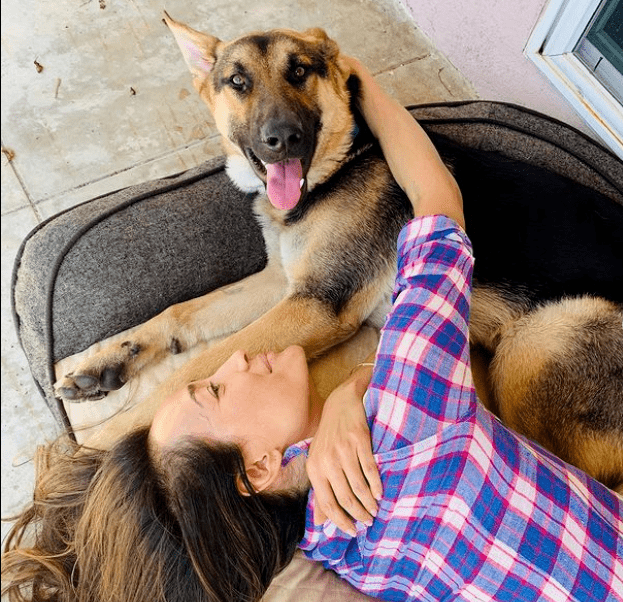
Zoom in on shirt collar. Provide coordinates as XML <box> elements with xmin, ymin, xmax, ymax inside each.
<box><xmin>282</xmin><ymin>437</ymin><xmax>313</xmax><ymax>467</ymax></box>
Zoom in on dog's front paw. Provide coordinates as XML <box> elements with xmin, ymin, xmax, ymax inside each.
<box><xmin>54</xmin><ymin>341</ymin><xmax>142</xmax><ymax>403</ymax></box>
<box><xmin>55</xmin><ymin>365</ymin><xmax>126</xmax><ymax>403</ymax></box>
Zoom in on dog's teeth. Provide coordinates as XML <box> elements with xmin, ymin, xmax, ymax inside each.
<box><xmin>300</xmin><ymin>178</ymin><xmax>305</xmax><ymax>189</ymax></box>
<box><xmin>261</xmin><ymin>159</ymin><xmax>267</xmax><ymax>167</ymax></box>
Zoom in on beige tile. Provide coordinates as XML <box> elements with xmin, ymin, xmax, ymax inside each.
<box><xmin>1</xmin><ymin>205</ymin><xmax>40</xmax><ymax>293</ymax></box>
<box><xmin>1</xmin><ymin>153</ymin><xmax>31</xmax><ymax>215</ymax></box>
<box><xmin>2</xmin><ymin>0</ymin><xmax>217</xmax><ymax>204</ymax></box>
<box><xmin>1</xmin><ymin>207</ymin><xmax>61</xmax><ymax>542</ymax></box>
<box><xmin>36</xmin><ymin>133</ymin><xmax>225</xmax><ymax>219</ymax></box>
<box><xmin>376</xmin><ymin>52</ymin><xmax>479</xmax><ymax>106</ymax></box>
<box><xmin>1</xmin><ymin>317</ymin><xmax>62</xmax><ymax>524</ymax></box>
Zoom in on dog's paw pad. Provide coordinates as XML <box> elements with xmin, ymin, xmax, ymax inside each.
<box><xmin>55</xmin><ymin>365</ymin><xmax>126</xmax><ymax>403</ymax></box>
<box><xmin>73</xmin><ymin>374</ymin><xmax>99</xmax><ymax>390</ymax></box>
<box><xmin>55</xmin><ymin>340</ymin><xmax>145</xmax><ymax>402</ymax></box>
<box><xmin>100</xmin><ymin>365</ymin><xmax>125</xmax><ymax>391</ymax></box>
<box><xmin>56</xmin><ymin>385</ymin><xmax>107</xmax><ymax>403</ymax></box>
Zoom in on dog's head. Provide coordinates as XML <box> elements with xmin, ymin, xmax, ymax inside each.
<box><xmin>164</xmin><ymin>13</ymin><xmax>356</xmax><ymax>211</ymax></box>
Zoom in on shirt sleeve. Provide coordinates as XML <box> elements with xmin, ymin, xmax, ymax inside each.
<box><xmin>365</xmin><ymin>214</ymin><xmax>476</xmax><ymax>453</ymax></box>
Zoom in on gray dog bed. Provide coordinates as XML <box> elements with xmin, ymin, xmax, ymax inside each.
<box><xmin>12</xmin><ymin>101</ymin><xmax>623</xmax><ymax>434</ymax></box>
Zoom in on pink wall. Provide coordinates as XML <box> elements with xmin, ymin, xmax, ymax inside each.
<box><xmin>400</xmin><ymin>0</ymin><xmax>594</xmax><ymax>138</ymax></box>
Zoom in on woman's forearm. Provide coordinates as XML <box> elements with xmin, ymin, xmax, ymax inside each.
<box><xmin>345</xmin><ymin>58</ymin><xmax>465</xmax><ymax>228</ymax></box>
<box><xmin>306</xmin><ymin>351</ymin><xmax>381</xmax><ymax>534</ymax></box>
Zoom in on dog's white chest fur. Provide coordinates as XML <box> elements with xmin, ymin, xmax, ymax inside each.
<box><xmin>278</xmin><ymin>229</ymin><xmax>306</xmax><ymax>273</ymax></box>
<box><xmin>253</xmin><ymin>203</ymin><xmax>307</xmax><ymax>277</ymax></box>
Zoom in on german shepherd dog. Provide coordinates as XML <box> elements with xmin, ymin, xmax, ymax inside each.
<box><xmin>54</xmin><ymin>13</ymin><xmax>623</xmax><ymax>492</ymax></box>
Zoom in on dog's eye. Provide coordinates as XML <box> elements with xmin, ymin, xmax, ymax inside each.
<box><xmin>230</xmin><ymin>74</ymin><xmax>246</xmax><ymax>89</ymax></box>
<box><xmin>293</xmin><ymin>66</ymin><xmax>307</xmax><ymax>79</ymax></box>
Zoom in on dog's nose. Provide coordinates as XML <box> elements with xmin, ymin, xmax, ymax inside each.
<box><xmin>260</xmin><ymin>120</ymin><xmax>305</xmax><ymax>157</ymax></box>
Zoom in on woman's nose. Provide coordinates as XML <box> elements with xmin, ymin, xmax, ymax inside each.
<box><xmin>232</xmin><ymin>350</ymin><xmax>249</xmax><ymax>370</ymax></box>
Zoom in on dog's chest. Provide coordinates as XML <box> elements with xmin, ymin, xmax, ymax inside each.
<box><xmin>253</xmin><ymin>195</ymin><xmax>305</xmax><ymax>267</ymax></box>
<box><xmin>279</xmin><ymin>227</ymin><xmax>308</xmax><ymax>274</ymax></box>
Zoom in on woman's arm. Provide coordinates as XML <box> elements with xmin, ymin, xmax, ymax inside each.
<box><xmin>307</xmin><ymin>354</ymin><xmax>381</xmax><ymax>536</ymax></box>
<box><xmin>343</xmin><ymin>56</ymin><xmax>465</xmax><ymax>228</ymax></box>
<box><xmin>306</xmin><ymin>60</ymin><xmax>466</xmax><ymax>533</ymax></box>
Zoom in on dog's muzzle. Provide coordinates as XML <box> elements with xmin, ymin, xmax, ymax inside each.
<box><xmin>248</xmin><ymin>116</ymin><xmax>315</xmax><ymax>211</ymax></box>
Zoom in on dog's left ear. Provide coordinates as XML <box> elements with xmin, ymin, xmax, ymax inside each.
<box><xmin>302</xmin><ymin>27</ymin><xmax>340</xmax><ymax>60</ymax></box>
<box><xmin>163</xmin><ymin>11</ymin><xmax>221</xmax><ymax>89</ymax></box>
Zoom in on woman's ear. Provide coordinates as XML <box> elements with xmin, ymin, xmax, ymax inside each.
<box><xmin>236</xmin><ymin>450</ymin><xmax>283</xmax><ymax>496</ymax></box>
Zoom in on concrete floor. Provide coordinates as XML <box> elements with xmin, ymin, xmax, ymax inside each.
<box><xmin>1</xmin><ymin>0</ymin><xmax>477</xmax><ymax>544</ymax></box>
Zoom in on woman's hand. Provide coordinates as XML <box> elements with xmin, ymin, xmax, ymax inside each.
<box><xmin>306</xmin><ymin>364</ymin><xmax>382</xmax><ymax>536</ymax></box>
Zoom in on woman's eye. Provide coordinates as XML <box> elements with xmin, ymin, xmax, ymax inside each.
<box><xmin>208</xmin><ymin>382</ymin><xmax>221</xmax><ymax>399</ymax></box>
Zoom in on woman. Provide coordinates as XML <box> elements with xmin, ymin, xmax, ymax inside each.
<box><xmin>3</xmin><ymin>61</ymin><xmax>621</xmax><ymax>602</ymax></box>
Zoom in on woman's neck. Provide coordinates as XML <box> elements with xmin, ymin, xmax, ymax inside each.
<box><xmin>276</xmin><ymin>330</ymin><xmax>380</xmax><ymax>492</ymax></box>
<box><xmin>271</xmin><ymin>381</ymin><xmax>324</xmax><ymax>494</ymax></box>
<box><xmin>276</xmin><ymin>453</ymin><xmax>311</xmax><ymax>493</ymax></box>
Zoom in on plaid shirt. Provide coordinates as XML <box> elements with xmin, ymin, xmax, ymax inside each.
<box><xmin>289</xmin><ymin>215</ymin><xmax>623</xmax><ymax>601</ymax></box>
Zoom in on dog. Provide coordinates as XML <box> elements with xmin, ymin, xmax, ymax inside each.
<box><xmin>54</xmin><ymin>13</ymin><xmax>623</xmax><ymax>492</ymax></box>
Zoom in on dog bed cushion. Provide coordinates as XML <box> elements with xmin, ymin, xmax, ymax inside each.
<box><xmin>11</xmin><ymin>101</ymin><xmax>623</xmax><ymax>600</ymax></box>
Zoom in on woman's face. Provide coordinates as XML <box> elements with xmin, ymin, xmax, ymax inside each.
<box><xmin>150</xmin><ymin>345</ymin><xmax>314</xmax><ymax>454</ymax></box>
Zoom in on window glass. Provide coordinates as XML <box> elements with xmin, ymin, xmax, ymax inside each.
<box><xmin>575</xmin><ymin>0</ymin><xmax>623</xmax><ymax>102</ymax></box>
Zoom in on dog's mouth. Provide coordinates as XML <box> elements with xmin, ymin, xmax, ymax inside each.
<box><xmin>245</xmin><ymin>148</ymin><xmax>308</xmax><ymax>211</ymax></box>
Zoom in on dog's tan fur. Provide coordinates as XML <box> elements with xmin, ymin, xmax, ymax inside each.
<box><xmin>55</xmin><ymin>14</ymin><xmax>623</xmax><ymax>492</ymax></box>
<box><xmin>490</xmin><ymin>297</ymin><xmax>623</xmax><ymax>485</ymax></box>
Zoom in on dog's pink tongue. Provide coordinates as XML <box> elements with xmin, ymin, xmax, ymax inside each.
<box><xmin>266</xmin><ymin>159</ymin><xmax>303</xmax><ymax>210</ymax></box>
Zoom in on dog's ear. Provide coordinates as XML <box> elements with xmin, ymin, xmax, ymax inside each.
<box><xmin>163</xmin><ymin>11</ymin><xmax>221</xmax><ymax>88</ymax></box>
<box><xmin>301</xmin><ymin>27</ymin><xmax>340</xmax><ymax>60</ymax></box>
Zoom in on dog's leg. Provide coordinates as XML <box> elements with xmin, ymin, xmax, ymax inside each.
<box><xmin>163</xmin><ymin>295</ymin><xmax>359</xmax><ymax>388</ymax></box>
<box><xmin>82</xmin><ymin>294</ymin><xmax>360</xmax><ymax>449</ymax></box>
<box><xmin>55</xmin><ymin>260</ymin><xmax>288</xmax><ymax>403</ymax></box>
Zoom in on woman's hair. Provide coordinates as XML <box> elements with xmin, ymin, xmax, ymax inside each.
<box><xmin>1</xmin><ymin>427</ymin><xmax>308</xmax><ymax>602</ymax></box>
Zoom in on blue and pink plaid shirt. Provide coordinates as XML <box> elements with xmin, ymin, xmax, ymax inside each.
<box><xmin>287</xmin><ymin>215</ymin><xmax>623</xmax><ymax>601</ymax></box>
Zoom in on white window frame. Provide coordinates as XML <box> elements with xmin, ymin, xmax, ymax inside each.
<box><xmin>525</xmin><ymin>0</ymin><xmax>623</xmax><ymax>159</ymax></box>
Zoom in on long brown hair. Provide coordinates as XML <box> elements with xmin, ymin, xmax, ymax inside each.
<box><xmin>2</xmin><ymin>427</ymin><xmax>308</xmax><ymax>602</ymax></box>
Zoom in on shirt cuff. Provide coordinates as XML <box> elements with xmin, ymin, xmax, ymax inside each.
<box><xmin>398</xmin><ymin>214</ymin><xmax>472</xmax><ymax>256</ymax></box>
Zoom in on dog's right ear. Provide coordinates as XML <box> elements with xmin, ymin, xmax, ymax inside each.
<box><xmin>163</xmin><ymin>11</ymin><xmax>221</xmax><ymax>90</ymax></box>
